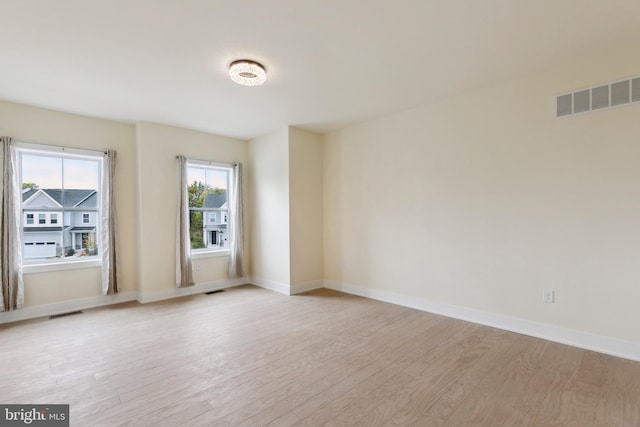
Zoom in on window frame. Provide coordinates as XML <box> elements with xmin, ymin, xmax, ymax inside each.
<box><xmin>15</xmin><ymin>142</ymin><xmax>104</xmax><ymax>273</ymax></box>
<box><xmin>185</xmin><ymin>159</ymin><xmax>233</xmax><ymax>258</ymax></box>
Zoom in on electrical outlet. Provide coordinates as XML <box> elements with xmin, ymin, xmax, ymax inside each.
<box><xmin>195</xmin><ymin>262</ymin><xmax>202</xmax><ymax>271</ymax></box>
<box><xmin>542</xmin><ymin>289</ymin><xmax>554</xmax><ymax>303</ymax></box>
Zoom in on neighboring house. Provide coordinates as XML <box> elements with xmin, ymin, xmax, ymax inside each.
<box><xmin>202</xmin><ymin>192</ymin><xmax>228</xmax><ymax>248</ymax></box>
<box><xmin>22</xmin><ymin>188</ymin><xmax>98</xmax><ymax>259</ymax></box>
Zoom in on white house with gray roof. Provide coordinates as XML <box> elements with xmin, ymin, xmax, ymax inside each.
<box><xmin>202</xmin><ymin>192</ymin><xmax>228</xmax><ymax>248</ymax></box>
<box><xmin>22</xmin><ymin>188</ymin><xmax>98</xmax><ymax>259</ymax></box>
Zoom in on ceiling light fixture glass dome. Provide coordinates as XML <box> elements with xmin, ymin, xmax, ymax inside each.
<box><xmin>229</xmin><ymin>60</ymin><xmax>266</xmax><ymax>86</ymax></box>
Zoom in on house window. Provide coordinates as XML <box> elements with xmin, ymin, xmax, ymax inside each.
<box><xmin>186</xmin><ymin>161</ymin><xmax>232</xmax><ymax>251</ymax></box>
<box><xmin>18</xmin><ymin>144</ymin><xmax>102</xmax><ymax>265</ymax></box>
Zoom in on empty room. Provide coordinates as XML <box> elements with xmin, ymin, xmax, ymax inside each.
<box><xmin>1</xmin><ymin>1</ymin><xmax>640</xmax><ymax>426</ymax></box>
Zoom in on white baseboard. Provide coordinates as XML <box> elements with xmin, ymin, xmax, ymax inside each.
<box><xmin>0</xmin><ymin>291</ymin><xmax>138</xmax><ymax>324</ymax></box>
<box><xmin>7</xmin><ymin>276</ymin><xmax>638</xmax><ymax>362</ymax></box>
<box><xmin>249</xmin><ymin>277</ymin><xmax>324</xmax><ymax>295</ymax></box>
<box><xmin>0</xmin><ymin>277</ymin><xmax>248</xmax><ymax>324</ymax></box>
<box><xmin>249</xmin><ymin>277</ymin><xmax>291</xmax><ymax>295</ymax></box>
<box><xmin>324</xmin><ymin>280</ymin><xmax>640</xmax><ymax>363</ymax></box>
<box><xmin>136</xmin><ymin>277</ymin><xmax>248</xmax><ymax>303</ymax></box>
<box><xmin>291</xmin><ymin>280</ymin><xmax>324</xmax><ymax>295</ymax></box>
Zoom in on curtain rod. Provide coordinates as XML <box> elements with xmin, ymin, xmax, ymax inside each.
<box><xmin>15</xmin><ymin>140</ymin><xmax>109</xmax><ymax>155</ymax></box>
<box><xmin>177</xmin><ymin>155</ymin><xmax>238</xmax><ymax>167</ymax></box>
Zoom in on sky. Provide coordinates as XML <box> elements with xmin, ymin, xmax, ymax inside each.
<box><xmin>187</xmin><ymin>166</ymin><xmax>227</xmax><ymax>190</ymax></box>
<box><xmin>21</xmin><ymin>154</ymin><xmax>227</xmax><ymax>191</ymax></box>
<box><xmin>22</xmin><ymin>154</ymin><xmax>100</xmax><ymax>190</ymax></box>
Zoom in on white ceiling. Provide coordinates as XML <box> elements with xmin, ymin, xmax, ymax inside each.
<box><xmin>1</xmin><ymin>0</ymin><xmax>639</xmax><ymax>140</ymax></box>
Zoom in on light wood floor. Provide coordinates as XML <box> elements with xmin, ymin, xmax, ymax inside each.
<box><xmin>1</xmin><ymin>285</ymin><xmax>639</xmax><ymax>426</ymax></box>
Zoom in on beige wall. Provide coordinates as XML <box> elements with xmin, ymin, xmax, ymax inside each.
<box><xmin>136</xmin><ymin>121</ymin><xmax>248</xmax><ymax>295</ymax></box>
<box><xmin>248</xmin><ymin>128</ymin><xmax>291</xmax><ymax>287</ymax></box>
<box><xmin>0</xmin><ymin>100</ymin><xmax>138</xmax><ymax>306</ymax></box>
<box><xmin>324</xmin><ymin>46</ymin><xmax>640</xmax><ymax>344</ymax></box>
<box><xmin>248</xmin><ymin>126</ymin><xmax>324</xmax><ymax>291</ymax></box>
<box><xmin>289</xmin><ymin>127</ymin><xmax>323</xmax><ymax>286</ymax></box>
<box><xmin>0</xmin><ymin>103</ymin><xmax>249</xmax><ymax>311</ymax></box>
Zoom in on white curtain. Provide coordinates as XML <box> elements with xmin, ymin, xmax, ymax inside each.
<box><xmin>176</xmin><ymin>155</ymin><xmax>194</xmax><ymax>287</ymax></box>
<box><xmin>228</xmin><ymin>162</ymin><xmax>245</xmax><ymax>278</ymax></box>
<box><xmin>1</xmin><ymin>137</ymin><xmax>24</xmax><ymax>311</ymax></box>
<box><xmin>100</xmin><ymin>149</ymin><xmax>120</xmax><ymax>295</ymax></box>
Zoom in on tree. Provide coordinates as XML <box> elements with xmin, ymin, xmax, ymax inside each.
<box><xmin>188</xmin><ymin>181</ymin><xmax>206</xmax><ymax>208</ymax></box>
<box><xmin>189</xmin><ymin>210</ymin><xmax>205</xmax><ymax>249</ymax></box>
<box><xmin>22</xmin><ymin>182</ymin><xmax>38</xmax><ymax>190</ymax></box>
<box><xmin>188</xmin><ymin>181</ymin><xmax>208</xmax><ymax>249</ymax></box>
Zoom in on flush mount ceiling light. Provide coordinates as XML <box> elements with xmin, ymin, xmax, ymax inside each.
<box><xmin>229</xmin><ymin>59</ymin><xmax>266</xmax><ymax>86</ymax></box>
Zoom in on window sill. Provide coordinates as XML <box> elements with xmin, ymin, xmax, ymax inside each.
<box><xmin>191</xmin><ymin>249</ymin><xmax>230</xmax><ymax>260</ymax></box>
<box><xmin>23</xmin><ymin>259</ymin><xmax>102</xmax><ymax>274</ymax></box>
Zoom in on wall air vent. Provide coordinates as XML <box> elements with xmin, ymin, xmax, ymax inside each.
<box><xmin>555</xmin><ymin>75</ymin><xmax>640</xmax><ymax>118</ymax></box>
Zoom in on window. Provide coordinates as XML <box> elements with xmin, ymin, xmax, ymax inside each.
<box><xmin>186</xmin><ymin>161</ymin><xmax>232</xmax><ymax>252</ymax></box>
<box><xmin>17</xmin><ymin>144</ymin><xmax>102</xmax><ymax>265</ymax></box>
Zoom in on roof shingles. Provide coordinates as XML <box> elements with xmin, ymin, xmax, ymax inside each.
<box><xmin>202</xmin><ymin>193</ymin><xmax>226</xmax><ymax>209</ymax></box>
<box><xmin>23</xmin><ymin>189</ymin><xmax>97</xmax><ymax>208</ymax></box>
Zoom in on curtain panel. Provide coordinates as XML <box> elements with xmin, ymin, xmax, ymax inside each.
<box><xmin>101</xmin><ymin>149</ymin><xmax>120</xmax><ymax>295</ymax></box>
<box><xmin>1</xmin><ymin>137</ymin><xmax>24</xmax><ymax>311</ymax></box>
<box><xmin>228</xmin><ymin>162</ymin><xmax>245</xmax><ymax>279</ymax></box>
<box><xmin>176</xmin><ymin>155</ymin><xmax>194</xmax><ymax>287</ymax></box>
